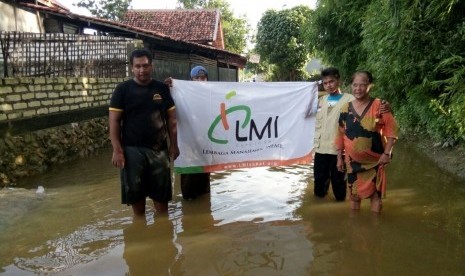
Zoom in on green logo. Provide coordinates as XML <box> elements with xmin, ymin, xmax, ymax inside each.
<box><xmin>208</xmin><ymin>91</ymin><xmax>279</xmax><ymax>144</ymax></box>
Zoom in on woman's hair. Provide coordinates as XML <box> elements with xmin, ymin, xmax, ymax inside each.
<box><xmin>352</xmin><ymin>70</ymin><xmax>374</xmax><ymax>83</ymax></box>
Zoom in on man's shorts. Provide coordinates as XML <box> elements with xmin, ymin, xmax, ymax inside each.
<box><xmin>120</xmin><ymin>146</ymin><xmax>172</xmax><ymax>205</ymax></box>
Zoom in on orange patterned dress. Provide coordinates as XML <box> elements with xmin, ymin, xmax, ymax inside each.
<box><xmin>335</xmin><ymin>98</ymin><xmax>398</xmax><ymax>199</ymax></box>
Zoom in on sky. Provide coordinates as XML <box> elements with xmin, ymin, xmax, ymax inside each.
<box><xmin>57</xmin><ymin>0</ymin><xmax>317</xmax><ymax>29</ymax></box>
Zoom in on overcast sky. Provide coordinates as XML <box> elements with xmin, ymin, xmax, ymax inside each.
<box><xmin>57</xmin><ymin>0</ymin><xmax>317</xmax><ymax>29</ymax></box>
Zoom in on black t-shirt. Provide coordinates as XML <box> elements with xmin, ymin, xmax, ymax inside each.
<box><xmin>110</xmin><ymin>79</ymin><xmax>175</xmax><ymax>150</ymax></box>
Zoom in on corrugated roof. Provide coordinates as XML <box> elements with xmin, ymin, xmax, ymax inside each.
<box><xmin>122</xmin><ymin>9</ymin><xmax>219</xmax><ymax>43</ymax></box>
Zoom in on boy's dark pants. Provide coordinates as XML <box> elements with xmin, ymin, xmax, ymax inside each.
<box><xmin>313</xmin><ymin>153</ymin><xmax>346</xmax><ymax>201</ymax></box>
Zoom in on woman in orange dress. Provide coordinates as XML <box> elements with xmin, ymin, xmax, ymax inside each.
<box><xmin>335</xmin><ymin>71</ymin><xmax>398</xmax><ymax>212</ymax></box>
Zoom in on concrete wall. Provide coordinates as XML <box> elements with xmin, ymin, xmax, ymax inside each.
<box><xmin>0</xmin><ymin>2</ymin><xmax>42</xmax><ymax>32</ymax></box>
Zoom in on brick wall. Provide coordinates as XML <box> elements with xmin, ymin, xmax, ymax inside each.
<box><xmin>0</xmin><ymin>77</ymin><xmax>124</xmax><ymax>122</ymax></box>
<box><xmin>0</xmin><ymin>77</ymin><xmax>121</xmax><ymax>185</ymax></box>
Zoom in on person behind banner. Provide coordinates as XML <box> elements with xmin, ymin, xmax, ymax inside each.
<box><xmin>109</xmin><ymin>49</ymin><xmax>179</xmax><ymax>218</ymax></box>
<box><xmin>313</xmin><ymin>67</ymin><xmax>390</xmax><ymax>201</ymax></box>
<box><xmin>335</xmin><ymin>70</ymin><xmax>398</xmax><ymax>213</ymax></box>
<box><xmin>165</xmin><ymin>66</ymin><xmax>211</xmax><ymax>200</ymax></box>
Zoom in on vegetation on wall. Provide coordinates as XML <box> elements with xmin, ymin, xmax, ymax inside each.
<box><xmin>305</xmin><ymin>0</ymin><xmax>465</xmax><ymax>145</ymax></box>
<box><xmin>0</xmin><ymin>118</ymin><xmax>109</xmax><ymax>187</ymax></box>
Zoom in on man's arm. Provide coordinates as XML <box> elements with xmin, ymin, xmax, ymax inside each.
<box><xmin>109</xmin><ymin>110</ymin><xmax>125</xmax><ymax>168</ymax></box>
<box><xmin>166</xmin><ymin>108</ymin><xmax>179</xmax><ymax>161</ymax></box>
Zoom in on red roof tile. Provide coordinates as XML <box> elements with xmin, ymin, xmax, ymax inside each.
<box><xmin>122</xmin><ymin>9</ymin><xmax>220</xmax><ymax>43</ymax></box>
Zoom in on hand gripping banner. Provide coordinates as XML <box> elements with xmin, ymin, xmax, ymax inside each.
<box><xmin>171</xmin><ymin>80</ymin><xmax>318</xmax><ymax>173</ymax></box>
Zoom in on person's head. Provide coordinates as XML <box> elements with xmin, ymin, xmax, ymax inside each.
<box><xmin>190</xmin><ymin>66</ymin><xmax>208</xmax><ymax>81</ymax></box>
<box><xmin>351</xmin><ymin>70</ymin><xmax>374</xmax><ymax>100</ymax></box>
<box><xmin>130</xmin><ymin>49</ymin><xmax>153</xmax><ymax>85</ymax></box>
<box><xmin>320</xmin><ymin>67</ymin><xmax>341</xmax><ymax>94</ymax></box>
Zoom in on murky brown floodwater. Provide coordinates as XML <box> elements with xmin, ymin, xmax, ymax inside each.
<box><xmin>1</xmin><ymin>140</ymin><xmax>465</xmax><ymax>275</ymax></box>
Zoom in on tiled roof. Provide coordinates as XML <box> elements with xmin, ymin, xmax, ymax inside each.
<box><xmin>122</xmin><ymin>9</ymin><xmax>219</xmax><ymax>43</ymax></box>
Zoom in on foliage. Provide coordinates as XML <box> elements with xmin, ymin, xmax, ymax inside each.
<box><xmin>177</xmin><ymin>0</ymin><xmax>250</xmax><ymax>54</ymax></box>
<box><xmin>255</xmin><ymin>6</ymin><xmax>312</xmax><ymax>81</ymax></box>
<box><xmin>362</xmin><ymin>0</ymin><xmax>465</xmax><ymax>144</ymax></box>
<box><xmin>222</xmin><ymin>15</ymin><xmax>249</xmax><ymax>54</ymax></box>
<box><xmin>303</xmin><ymin>0</ymin><xmax>372</xmax><ymax>81</ymax></box>
<box><xmin>306</xmin><ymin>0</ymin><xmax>465</xmax><ymax>145</ymax></box>
<box><xmin>429</xmin><ymin>55</ymin><xmax>465</xmax><ymax>143</ymax></box>
<box><xmin>75</xmin><ymin>0</ymin><xmax>132</xmax><ymax>21</ymax></box>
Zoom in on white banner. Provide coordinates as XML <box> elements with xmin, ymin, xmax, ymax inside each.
<box><xmin>171</xmin><ymin>80</ymin><xmax>318</xmax><ymax>173</ymax></box>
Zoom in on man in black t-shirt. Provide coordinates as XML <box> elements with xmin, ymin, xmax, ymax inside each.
<box><xmin>109</xmin><ymin>49</ymin><xmax>179</xmax><ymax>218</ymax></box>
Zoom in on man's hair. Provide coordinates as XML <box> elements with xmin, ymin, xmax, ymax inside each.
<box><xmin>130</xmin><ymin>49</ymin><xmax>153</xmax><ymax>65</ymax></box>
<box><xmin>321</xmin><ymin>67</ymin><xmax>340</xmax><ymax>79</ymax></box>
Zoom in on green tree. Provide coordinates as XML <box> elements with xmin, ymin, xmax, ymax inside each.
<box><xmin>75</xmin><ymin>0</ymin><xmax>132</xmax><ymax>21</ymax></box>
<box><xmin>361</xmin><ymin>0</ymin><xmax>465</xmax><ymax>143</ymax></box>
<box><xmin>306</xmin><ymin>0</ymin><xmax>465</xmax><ymax>144</ymax></box>
<box><xmin>222</xmin><ymin>15</ymin><xmax>248</xmax><ymax>54</ymax></box>
<box><xmin>177</xmin><ymin>0</ymin><xmax>249</xmax><ymax>54</ymax></box>
<box><xmin>255</xmin><ymin>6</ymin><xmax>312</xmax><ymax>81</ymax></box>
<box><xmin>303</xmin><ymin>0</ymin><xmax>372</xmax><ymax>82</ymax></box>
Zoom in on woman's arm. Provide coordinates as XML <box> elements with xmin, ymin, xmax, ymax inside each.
<box><xmin>378</xmin><ymin>137</ymin><xmax>396</xmax><ymax>166</ymax></box>
<box><xmin>378</xmin><ymin>108</ymin><xmax>398</xmax><ymax>166</ymax></box>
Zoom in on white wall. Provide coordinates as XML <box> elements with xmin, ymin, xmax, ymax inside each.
<box><xmin>0</xmin><ymin>2</ymin><xmax>42</xmax><ymax>32</ymax></box>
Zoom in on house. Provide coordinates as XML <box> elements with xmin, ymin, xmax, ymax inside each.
<box><xmin>0</xmin><ymin>0</ymin><xmax>247</xmax><ymax>137</ymax></box>
<box><xmin>1</xmin><ymin>0</ymin><xmax>246</xmax><ymax>81</ymax></box>
<box><xmin>122</xmin><ymin>9</ymin><xmax>225</xmax><ymax>49</ymax></box>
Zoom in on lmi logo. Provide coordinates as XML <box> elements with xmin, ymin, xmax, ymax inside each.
<box><xmin>208</xmin><ymin>90</ymin><xmax>279</xmax><ymax>144</ymax></box>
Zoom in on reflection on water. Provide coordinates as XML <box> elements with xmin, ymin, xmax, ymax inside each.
<box><xmin>122</xmin><ymin>218</ymin><xmax>178</xmax><ymax>276</ymax></box>
<box><xmin>211</xmin><ymin>165</ymin><xmax>311</xmax><ymax>225</ymax></box>
<box><xmin>1</xmin><ymin>140</ymin><xmax>465</xmax><ymax>275</ymax></box>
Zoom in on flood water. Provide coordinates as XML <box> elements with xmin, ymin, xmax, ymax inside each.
<box><xmin>1</xmin><ymin>140</ymin><xmax>465</xmax><ymax>275</ymax></box>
